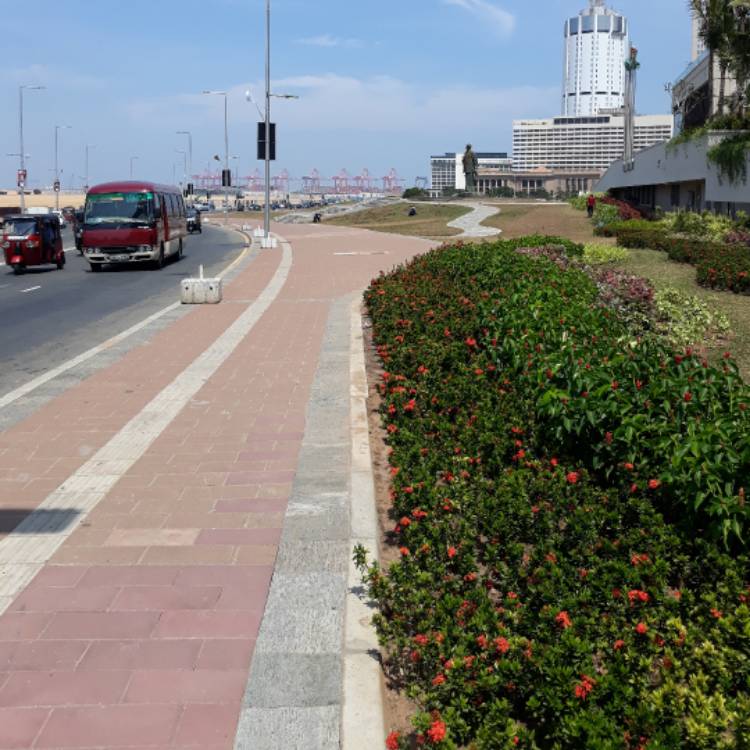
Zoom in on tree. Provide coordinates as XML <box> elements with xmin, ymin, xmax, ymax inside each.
<box><xmin>692</xmin><ymin>0</ymin><xmax>750</xmax><ymax>116</ymax></box>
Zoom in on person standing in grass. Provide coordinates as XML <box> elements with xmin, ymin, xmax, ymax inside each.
<box><xmin>587</xmin><ymin>193</ymin><xmax>596</xmax><ymax>218</ymax></box>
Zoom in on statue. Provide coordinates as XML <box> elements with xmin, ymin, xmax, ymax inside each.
<box><xmin>462</xmin><ymin>144</ymin><xmax>478</xmax><ymax>193</ymax></box>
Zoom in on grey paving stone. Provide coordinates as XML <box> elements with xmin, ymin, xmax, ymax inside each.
<box><xmin>244</xmin><ymin>653</ymin><xmax>342</xmax><ymax>708</ymax></box>
<box><xmin>234</xmin><ymin>705</ymin><xmax>339</xmax><ymax>750</ymax></box>
<box><xmin>275</xmin><ymin>541</ymin><xmax>350</xmax><ymax>574</ymax></box>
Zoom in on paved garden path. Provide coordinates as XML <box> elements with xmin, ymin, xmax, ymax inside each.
<box><xmin>0</xmin><ymin>223</ymin><xmax>433</xmax><ymax>749</ymax></box>
<box><xmin>446</xmin><ymin>201</ymin><xmax>501</xmax><ymax>237</ymax></box>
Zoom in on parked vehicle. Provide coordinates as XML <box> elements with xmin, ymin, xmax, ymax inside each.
<box><xmin>186</xmin><ymin>208</ymin><xmax>202</xmax><ymax>234</ymax></box>
<box><xmin>82</xmin><ymin>181</ymin><xmax>187</xmax><ymax>271</ymax></box>
<box><xmin>1</xmin><ymin>214</ymin><xmax>65</xmax><ymax>274</ymax></box>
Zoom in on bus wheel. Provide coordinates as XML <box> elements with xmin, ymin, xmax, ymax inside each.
<box><xmin>154</xmin><ymin>245</ymin><xmax>165</xmax><ymax>270</ymax></box>
<box><xmin>178</xmin><ymin>239</ymin><xmax>183</xmax><ymax>260</ymax></box>
<box><xmin>90</xmin><ymin>263</ymin><xmax>101</xmax><ymax>273</ymax></box>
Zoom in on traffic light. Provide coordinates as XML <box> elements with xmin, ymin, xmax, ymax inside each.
<box><xmin>257</xmin><ymin>123</ymin><xmax>276</xmax><ymax>161</ymax></box>
<box><xmin>53</xmin><ymin>180</ymin><xmax>60</xmax><ymax>193</ymax></box>
<box><xmin>186</xmin><ymin>182</ymin><xmax>194</xmax><ymax>196</ymax></box>
<box><xmin>221</xmin><ymin>170</ymin><xmax>232</xmax><ymax>187</ymax></box>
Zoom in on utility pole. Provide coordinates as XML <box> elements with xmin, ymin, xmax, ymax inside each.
<box><xmin>54</xmin><ymin>124</ymin><xmax>71</xmax><ymax>211</ymax></box>
<box><xmin>623</xmin><ymin>46</ymin><xmax>639</xmax><ymax>171</ymax></box>
<box><xmin>264</xmin><ymin>0</ymin><xmax>272</xmax><ymax>246</ymax></box>
<box><xmin>17</xmin><ymin>85</ymin><xmax>45</xmax><ymax>213</ymax></box>
<box><xmin>84</xmin><ymin>144</ymin><xmax>94</xmax><ymax>193</ymax></box>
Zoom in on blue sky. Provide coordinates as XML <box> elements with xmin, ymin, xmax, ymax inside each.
<box><xmin>0</xmin><ymin>0</ymin><xmax>692</xmax><ymax>191</ymax></box>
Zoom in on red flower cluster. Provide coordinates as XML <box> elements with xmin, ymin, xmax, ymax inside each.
<box><xmin>574</xmin><ymin>674</ymin><xmax>596</xmax><ymax>700</ymax></box>
<box><xmin>555</xmin><ymin>611</ymin><xmax>572</xmax><ymax>629</ymax></box>
<box><xmin>427</xmin><ymin>720</ymin><xmax>447</xmax><ymax>744</ymax></box>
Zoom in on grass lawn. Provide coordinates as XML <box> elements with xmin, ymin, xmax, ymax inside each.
<box><xmin>614</xmin><ymin>248</ymin><xmax>750</xmax><ymax>378</ymax></box>
<box><xmin>481</xmin><ymin>203</ymin><xmax>606</xmax><ymax>244</ymax></box>
<box><xmin>324</xmin><ymin>202</ymin><xmax>471</xmax><ymax>238</ymax></box>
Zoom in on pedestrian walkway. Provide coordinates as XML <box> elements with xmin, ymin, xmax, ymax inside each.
<box><xmin>0</xmin><ymin>223</ymin><xmax>433</xmax><ymax>749</ymax></box>
<box><xmin>445</xmin><ymin>202</ymin><xmax>501</xmax><ymax>238</ymax></box>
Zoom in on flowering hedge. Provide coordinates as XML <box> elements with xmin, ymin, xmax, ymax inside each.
<box><xmin>615</xmin><ymin>227</ymin><xmax>750</xmax><ymax>294</ymax></box>
<box><xmin>361</xmin><ymin>237</ymin><xmax>750</xmax><ymax>749</ymax></box>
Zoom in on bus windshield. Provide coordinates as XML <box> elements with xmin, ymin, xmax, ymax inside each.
<box><xmin>84</xmin><ymin>192</ymin><xmax>155</xmax><ymax>227</ymax></box>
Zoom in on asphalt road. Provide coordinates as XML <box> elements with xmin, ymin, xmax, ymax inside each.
<box><xmin>0</xmin><ymin>222</ymin><xmax>246</xmax><ymax>398</ymax></box>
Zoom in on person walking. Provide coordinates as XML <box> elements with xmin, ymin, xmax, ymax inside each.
<box><xmin>586</xmin><ymin>193</ymin><xmax>596</xmax><ymax>219</ymax></box>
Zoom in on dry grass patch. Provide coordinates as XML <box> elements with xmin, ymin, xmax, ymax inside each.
<box><xmin>481</xmin><ymin>203</ymin><xmax>607</xmax><ymax>244</ymax></box>
<box><xmin>324</xmin><ymin>203</ymin><xmax>470</xmax><ymax>238</ymax></box>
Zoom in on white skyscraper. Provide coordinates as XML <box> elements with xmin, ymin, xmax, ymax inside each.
<box><xmin>691</xmin><ymin>9</ymin><xmax>706</xmax><ymax>61</ymax></box>
<box><xmin>562</xmin><ymin>0</ymin><xmax>629</xmax><ymax>116</ymax></box>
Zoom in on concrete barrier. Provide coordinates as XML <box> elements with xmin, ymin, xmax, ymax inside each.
<box><xmin>180</xmin><ymin>265</ymin><xmax>222</xmax><ymax>304</ymax></box>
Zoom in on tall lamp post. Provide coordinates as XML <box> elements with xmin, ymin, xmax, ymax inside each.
<box><xmin>129</xmin><ymin>156</ymin><xmax>139</xmax><ymax>179</ymax></box>
<box><xmin>54</xmin><ymin>124</ymin><xmax>72</xmax><ymax>211</ymax></box>
<box><xmin>261</xmin><ymin>1</ymin><xmax>298</xmax><ymax>247</ymax></box>
<box><xmin>84</xmin><ymin>144</ymin><xmax>95</xmax><ymax>193</ymax></box>
<box><xmin>176</xmin><ymin>149</ymin><xmax>187</xmax><ymax>187</ymax></box>
<box><xmin>17</xmin><ymin>84</ymin><xmax>45</xmax><ymax>213</ymax></box>
<box><xmin>176</xmin><ymin>130</ymin><xmax>193</xmax><ymax>184</ymax></box>
<box><xmin>202</xmin><ymin>90</ymin><xmax>229</xmax><ymax>214</ymax></box>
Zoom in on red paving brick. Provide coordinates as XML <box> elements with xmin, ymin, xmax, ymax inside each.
<box><xmin>0</xmin><ymin>222</ymin><xmax>434</xmax><ymax>747</ymax></box>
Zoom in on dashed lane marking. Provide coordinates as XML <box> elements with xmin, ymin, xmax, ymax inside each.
<box><xmin>19</xmin><ymin>286</ymin><xmax>41</xmax><ymax>294</ymax></box>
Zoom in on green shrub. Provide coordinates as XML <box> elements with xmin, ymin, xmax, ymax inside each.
<box><xmin>363</xmin><ymin>237</ymin><xmax>750</xmax><ymax>749</ymax></box>
<box><xmin>582</xmin><ymin>243</ymin><xmax>629</xmax><ymax>265</ymax></box>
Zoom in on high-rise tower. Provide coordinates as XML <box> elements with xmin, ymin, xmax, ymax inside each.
<box><xmin>562</xmin><ymin>0</ymin><xmax>629</xmax><ymax>116</ymax></box>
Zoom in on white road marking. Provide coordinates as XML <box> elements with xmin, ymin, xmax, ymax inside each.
<box><xmin>19</xmin><ymin>286</ymin><xmax>41</xmax><ymax>294</ymax></box>
<box><xmin>0</xmin><ymin>235</ymin><xmax>292</xmax><ymax>615</ymax></box>
<box><xmin>0</xmin><ymin>231</ymin><xmax>250</xmax><ymax>411</ymax></box>
<box><xmin>333</xmin><ymin>251</ymin><xmax>388</xmax><ymax>256</ymax></box>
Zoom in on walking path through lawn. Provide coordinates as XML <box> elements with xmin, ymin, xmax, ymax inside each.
<box><xmin>446</xmin><ymin>202</ymin><xmax>501</xmax><ymax>237</ymax></box>
<box><xmin>0</xmin><ymin>223</ymin><xmax>434</xmax><ymax>749</ymax></box>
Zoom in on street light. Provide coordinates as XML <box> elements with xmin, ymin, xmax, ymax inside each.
<box><xmin>202</xmin><ymin>90</ymin><xmax>229</xmax><ymax>214</ymax></box>
<box><xmin>54</xmin><ymin>124</ymin><xmax>72</xmax><ymax>211</ymax></box>
<box><xmin>175</xmin><ymin>149</ymin><xmax>187</xmax><ymax>186</ymax></box>
<box><xmin>176</xmin><ymin>130</ymin><xmax>193</xmax><ymax>184</ymax></box>
<box><xmin>261</xmin><ymin>1</ymin><xmax>299</xmax><ymax>247</ymax></box>
<box><xmin>84</xmin><ymin>144</ymin><xmax>95</xmax><ymax>193</ymax></box>
<box><xmin>17</xmin><ymin>85</ymin><xmax>45</xmax><ymax>213</ymax></box>
<box><xmin>129</xmin><ymin>156</ymin><xmax>139</xmax><ymax>179</ymax></box>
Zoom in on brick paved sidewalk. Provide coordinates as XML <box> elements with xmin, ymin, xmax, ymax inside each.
<box><xmin>0</xmin><ymin>223</ymin><xmax>433</xmax><ymax>749</ymax></box>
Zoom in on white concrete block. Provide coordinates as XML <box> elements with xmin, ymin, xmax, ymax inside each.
<box><xmin>181</xmin><ymin>277</ymin><xmax>223</xmax><ymax>304</ymax></box>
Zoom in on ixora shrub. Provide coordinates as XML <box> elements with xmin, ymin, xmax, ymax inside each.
<box><xmin>362</xmin><ymin>237</ymin><xmax>750</xmax><ymax>749</ymax></box>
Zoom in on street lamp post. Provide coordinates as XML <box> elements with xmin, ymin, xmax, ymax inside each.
<box><xmin>176</xmin><ymin>130</ymin><xmax>193</xmax><ymax>183</ymax></box>
<box><xmin>202</xmin><ymin>91</ymin><xmax>229</xmax><ymax>214</ymax></box>
<box><xmin>84</xmin><ymin>144</ymin><xmax>95</xmax><ymax>193</ymax></box>
<box><xmin>176</xmin><ymin>149</ymin><xmax>187</xmax><ymax>187</ymax></box>
<box><xmin>18</xmin><ymin>85</ymin><xmax>45</xmax><ymax>213</ymax></box>
<box><xmin>54</xmin><ymin>124</ymin><xmax>72</xmax><ymax>211</ymax></box>
<box><xmin>130</xmin><ymin>156</ymin><xmax>139</xmax><ymax>179</ymax></box>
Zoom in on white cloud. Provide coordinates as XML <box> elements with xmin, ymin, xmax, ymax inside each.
<box><xmin>296</xmin><ymin>34</ymin><xmax>364</xmax><ymax>49</ymax></box>
<box><xmin>443</xmin><ymin>0</ymin><xmax>515</xmax><ymax>37</ymax></box>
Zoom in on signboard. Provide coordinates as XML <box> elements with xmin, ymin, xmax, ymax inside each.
<box><xmin>257</xmin><ymin>123</ymin><xmax>276</xmax><ymax>161</ymax></box>
<box><xmin>17</xmin><ymin>169</ymin><xmax>27</xmax><ymax>188</ymax></box>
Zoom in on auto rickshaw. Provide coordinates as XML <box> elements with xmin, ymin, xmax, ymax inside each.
<box><xmin>1</xmin><ymin>214</ymin><xmax>65</xmax><ymax>274</ymax></box>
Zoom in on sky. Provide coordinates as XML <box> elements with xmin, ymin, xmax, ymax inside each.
<box><xmin>0</xmin><ymin>0</ymin><xmax>693</xmax><ymax>192</ymax></box>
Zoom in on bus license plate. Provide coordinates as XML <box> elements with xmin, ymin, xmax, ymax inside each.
<box><xmin>109</xmin><ymin>254</ymin><xmax>129</xmax><ymax>261</ymax></box>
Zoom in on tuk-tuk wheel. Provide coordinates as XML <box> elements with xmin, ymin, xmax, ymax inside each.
<box><xmin>12</xmin><ymin>264</ymin><xmax>24</xmax><ymax>276</ymax></box>
<box><xmin>56</xmin><ymin>255</ymin><xmax>65</xmax><ymax>270</ymax></box>
<box><xmin>90</xmin><ymin>263</ymin><xmax>102</xmax><ymax>273</ymax></box>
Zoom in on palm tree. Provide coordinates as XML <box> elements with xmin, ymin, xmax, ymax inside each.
<box><xmin>690</xmin><ymin>0</ymin><xmax>737</xmax><ymax>116</ymax></box>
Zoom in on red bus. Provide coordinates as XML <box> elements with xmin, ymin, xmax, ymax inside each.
<box><xmin>82</xmin><ymin>181</ymin><xmax>188</xmax><ymax>271</ymax></box>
